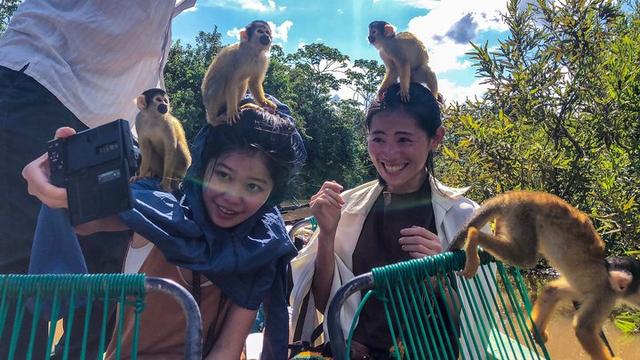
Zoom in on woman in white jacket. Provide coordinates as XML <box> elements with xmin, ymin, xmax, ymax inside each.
<box><xmin>290</xmin><ymin>82</ymin><xmax>489</xmax><ymax>359</ymax></box>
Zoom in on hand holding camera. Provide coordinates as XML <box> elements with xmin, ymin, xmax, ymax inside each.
<box><xmin>23</xmin><ymin>120</ymin><xmax>138</xmax><ymax>225</ymax></box>
<box><xmin>22</xmin><ymin>127</ymin><xmax>76</xmax><ymax>209</ymax></box>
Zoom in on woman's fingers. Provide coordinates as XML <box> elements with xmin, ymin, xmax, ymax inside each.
<box><xmin>21</xmin><ymin>127</ymin><xmax>77</xmax><ymax>209</ymax></box>
<box><xmin>399</xmin><ymin>226</ymin><xmax>442</xmax><ymax>258</ymax></box>
<box><xmin>54</xmin><ymin>126</ymin><xmax>76</xmax><ymax>139</ymax></box>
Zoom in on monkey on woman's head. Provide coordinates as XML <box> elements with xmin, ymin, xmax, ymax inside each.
<box><xmin>201</xmin><ymin>20</ymin><xmax>277</xmax><ymax>126</ymax></box>
<box><xmin>135</xmin><ymin>88</ymin><xmax>191</xmax><ymax>192</ymax></box>
<box><xmin>452</xmin><ymin>191</ymin><xmax>640</xmax><ymax>360</ymax></box>
<box><xmin>368</xmin><ymin>21</ymin><xmax>439</xmax><ymax>103</ymax></box>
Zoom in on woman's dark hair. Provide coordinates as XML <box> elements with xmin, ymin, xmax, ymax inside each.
<box><xmin>201</xmin><ymin>108</ymin><xmax>300</xmax><ymax>205</ymax></box>
<box><xmin>365</xmin><ymin>82</ymin><xmax>442</xmax><ymax>181</ymax></box>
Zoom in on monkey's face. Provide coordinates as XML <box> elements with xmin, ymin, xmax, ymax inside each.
<box><xmin>368</xmin><ymin>26</ymin><xmax>380</xmax><ymax>45</ymax></box>
<box><xmin>152</xmin><ymin>95</ymin><xmax>170</xmax><ymax>115</ymax></box>
<box><xmin>254</xmin><ymin>25</ymin><xmax>272</xmax><ymax>47</ymax></box>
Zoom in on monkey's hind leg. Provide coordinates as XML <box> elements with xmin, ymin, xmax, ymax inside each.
<box><xmin>137</xmin><ymin>139</ymin><xmax>154</xmax><ymax>178</ymax></box>
<box><xmin>223</xmin><ymin>79</ymin><xmax>249</xmax><ymax>124</ymax></box>
<box><xmin>573</xmin><ymin>295</ymin><xmax>619</xmax><ymax>360</ymax></box>
<box><xmin>530</xmin><ymin>277</ymin><xmax>577</xmax><ymax>344</ymax></box>
<box><xmin>461</xmin><ymin>220</ymin><xmax>538</xmax><ymax>278</ymax></box>
<box><xmin>460</xmin><ymin>227</ymin><xmax>482</xmax><ymax>278</ymax></box>
<box><xmin>398</xmin><ymin>63</ymin><xmax>411</xmax><ymax>103</ymax></box>
<box><xmin>249</xmin><ymin>76</ymin><xmax>276</xmax><ymax>110</ymax></box>
<box><xmin>160</xmin><ymin>137</ymin><xmax>178</xmax><ymax>192</ymax></box>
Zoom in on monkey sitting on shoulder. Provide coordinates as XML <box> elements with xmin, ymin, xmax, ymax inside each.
<box><xmin>451</xmin><ymin>191</ymin><xmax>640</xmax><ymax>360</ymax></box>
<box><xmin>368</xmin><ymin>20</ymin><xmax>439</xmax><ymax>103</ymax></box>
<box><xmin>135</xmin><ymin>88</ymin><xmax>191</xmax><ymax>192</ymax></box>
<box><xmin>201</xmin><ymin>20</ymin><xmax>276</xmax><ymax>126</ymax></box>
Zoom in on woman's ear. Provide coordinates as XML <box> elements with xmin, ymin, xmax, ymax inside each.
<box><xmin>431</xmin><ymin>126</ymin><xmax>445</xmax><ymax>147</ymax></box>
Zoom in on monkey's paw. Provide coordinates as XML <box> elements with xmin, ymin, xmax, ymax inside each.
<box><xmin>262</xmin><ymin>98</ymin><xmax>277</xmax><ymax>110</ymax></box>
<box><xmin>226</xmin><ymin>110</ymin><xmax>240</xmax><ymax>124</ymax></box>
<box><xmin>399</xmin><ymin>89</ymin><xmax>411</xmax><ymax>103</ymax></box>
<box><xmin>460</xmin><ymin>253</ymin><xmax>480</xmax><ymax>278</ymax></box>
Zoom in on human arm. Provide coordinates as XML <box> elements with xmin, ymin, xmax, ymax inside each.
<box><xmin>309</xmin><ymin>181</ymin><xmax>344</xmax><ymax>313</ymax></box>
<box><xmin>205</xmin><ymin>303</ymin><xmax>257</xmax><ymax>360</ymax></box>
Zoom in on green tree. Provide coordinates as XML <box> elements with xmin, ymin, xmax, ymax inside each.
<box><xmin>0</xmin><ymin>0</ymin><xmax>20</xmax><ymax>34</ymax></box>
<box><xmin>441</xmin><ymin>0</ymin><xmax>640</xmax><ymax>252</ymax></box>
<box><xmin>164</xmin><ymin>28</ymin><xmax>223</xmax><ymax>141</ymax></box>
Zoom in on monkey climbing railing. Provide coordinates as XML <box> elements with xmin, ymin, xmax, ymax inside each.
<box><xmin>0</xmin><ymin>274</ymin><xmax>202</xmax><ymax>360</ymax></box>
<box><xmin>327</xmin><ymin>251</ymin><xmax>551</xmax><ymax>360</ymax></box>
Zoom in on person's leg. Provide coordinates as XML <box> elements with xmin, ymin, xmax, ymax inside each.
<box><xmin>0</xmin><ymin>65</ymin><xmax>129</xmax><ymax>358</ymax></box>
<box><xmin>0</xmin><ymin>64</ymin><xmax>88</xmax><ymax>358</ymax></box>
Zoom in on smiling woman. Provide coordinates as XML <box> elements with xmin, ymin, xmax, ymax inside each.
<box><xmin>290</xmin><ymin>82</ymin><xmax>480</xmax><ymax>359</ymax></box>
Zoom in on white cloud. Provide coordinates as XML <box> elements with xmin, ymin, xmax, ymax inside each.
<box><xmin>438</xmin><ymin>78</ymin><xmax>489</xmax><ymax>103</ymax></box>
<box><xmin>268</xmin><ymin>20</ymin><xmax>294</xmax><ymax>43</ymax></box>
<box><xmin>390</xmin><ymin>0</ymin><xmax>442</xmax><ymax>9</ymax></box>
<box><xmin>337</xmin><ymin>8</ymin><xmax>344</xmax><ymax>15</ymax></box>
<box><xmin>392</xmin><ymin>1</ymin><xmax>510</xmax><ymax>78</ymax></box>
<box><xmin>200</xmin><ymin>0</ymin><xmax>285</xmax><ymax>12</ymax></box>
<box><xmin>226</xmin><ymin>27</ymin><xmax>243</xmax><ymax>40</ymax></box>
<box><xmin>225</xmin><ymin>20</ymin><xmax>293</xmax><ymax>44</ymax></box>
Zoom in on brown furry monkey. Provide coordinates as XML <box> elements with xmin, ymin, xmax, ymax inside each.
<box><xmin>368</xmin><ymin>21</ymin><xmax>439</xmax><ymax>102</ymax></box>
<box><xmin>135</xmin><ymin>88</ymin><xmax>191</xmax><ymax>192</ymax></box>
<box><xmin>201</xmin><ymin>20</ymin><xmax>276</xmax><ymax>126</ymax></box>
<box><xmin>451</xmin><ymin>191</ymin><xmax>640</xmax><ymax>360</ymax></box>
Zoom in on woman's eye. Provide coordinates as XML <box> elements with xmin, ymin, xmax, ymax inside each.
<box><xmin>398</xmin><ymin>137</ymin><xmax>412</xmax><ymax>143</ymax></box>
<box><xmin>247</xmin><ymin>183</ymin><xmax>263</xmax><ymax>193</ymax></box>
<box><xmin>215</xmin><ymin>170</ymin><xmax>230</xmax><ymax>181</ymax></box>
<box><xmin>370</xmin><ymin>137</ymin><xmax>383</xmax><ymax>143</ymax></box>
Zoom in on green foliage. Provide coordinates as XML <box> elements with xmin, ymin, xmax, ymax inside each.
<box><xmin>0</xmin><ymin>0</ymin><xmax>20</xmax><ymax>34</ymax></box>
<box><xmin>164</xmin><ymin>28</ymin><xmax>223</xmax><ymax>141</ymax></box>
<box><xmin>441</xmin><ymin>0</ymin><xmax>640</xmax><ymax>254</ymax></box>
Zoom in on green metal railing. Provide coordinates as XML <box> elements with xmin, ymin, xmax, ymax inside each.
<box><xmin>0</xmin><ymin>274</ymin><xmax>202</xmax><ymax>359</ymax></box>
<box><xmin>327</xmin><ymin>251</ymin><xmax>551</xmax><ymax>360</ymax></box>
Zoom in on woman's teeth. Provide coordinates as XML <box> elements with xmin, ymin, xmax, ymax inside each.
<box><xmin>218</xmin><ymin>206</ymin><xmax>236</xmax><ymax>215</ymax></box>
<box><xmin>384</xmin><ymin>163</ymin><xmax>405</xmax><ymax>173</ymax></box>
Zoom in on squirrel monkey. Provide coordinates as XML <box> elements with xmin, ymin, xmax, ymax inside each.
<box><xmin>368</xmin><ymin>21</ymin><xmax>439</xmax><ymax>102</ymax></box>
<box><xmin>135</xmin><ymin>88</ymin><xmax>191</xmax><ymax>192</ymax></box>
<box><xmin>201</xmin><ymin>20</ymin><xmax>277</xmax><ymax>126</ymax></box>
<box><xmin>451</xmin><ymin>191</ymin><xmax>640</xmax><ymax>360</ymax></box>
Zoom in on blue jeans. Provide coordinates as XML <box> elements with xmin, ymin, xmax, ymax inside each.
<box><xmin>0</xmin><ymin>64</ymin><xmax>129</xmax><ymax>359</ymax></box>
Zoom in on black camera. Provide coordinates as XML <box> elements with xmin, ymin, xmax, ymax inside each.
<box><xmin>48</xmin><ymin>119</ymin><xmax>138</xmax><ymax>225</ymax></box>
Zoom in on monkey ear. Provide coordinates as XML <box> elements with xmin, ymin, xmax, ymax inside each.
<box><xmin>240</xmin><ymin>29</ymin><xmax>249</xmax><ymax>42</ymax></box>
<box><xmin>384</xmin><ymin>24</ymin><xmax>396</xmax><ymax>37</ymax></box>
<box><xmin>136</xmin><ymin>95</ymin><xmax>147</xmax><ymax>110</ymax></box>
<box><xmin>609</xmin><ymin>270</ymin><xmax>633</xmax><ymax>293</ymax></box>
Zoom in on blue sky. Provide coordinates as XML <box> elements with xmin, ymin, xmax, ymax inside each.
<box><xmin>172</xmin><ymin>0</ymin><xmax>515</xmax><ymax>102</ymax></box>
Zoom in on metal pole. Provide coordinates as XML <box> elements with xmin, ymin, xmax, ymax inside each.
<box><xmin>145</xmin><ymin>277</ymin><xmax>203</xmax><ymax>360</ymax></box>
<box><xmin>326</xmin><ymin>273</ymin><xmax>374</xmax><ymax>360</ymax></box>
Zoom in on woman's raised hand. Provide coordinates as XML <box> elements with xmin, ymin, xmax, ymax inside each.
<box><xmin>399</xmin><ymin>225</ymin><xmax>443</xmax><ymax>258</ymax></box>
<box><xmin>21</xmin><ymin>127</ymin><xmax>76</xmax><ymax>209</ymax></box>
<box><xmin>309</xmin><ymin>181</ymin><xmax>344</xmax><ymax>236</ymax></box>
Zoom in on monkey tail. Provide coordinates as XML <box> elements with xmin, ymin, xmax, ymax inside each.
<box><xmin>449</xmin><ymin>198</ymin><xmax>505</xmax><ymax>250</ymax></box>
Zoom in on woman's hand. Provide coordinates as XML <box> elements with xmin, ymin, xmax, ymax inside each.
<box><xmin>399</xmin><ymin>225</ymin><xmax>443</xmax><ymax>258</ymax></box>
<box><xmin>309</xmin><ymin>181</ymin><xmax>344</xmax><ymax>236</ymax></box>
<box><xmin>21</xmin><ymin>127</ymin><xmax>76</xmax><ymax>208</ymax></box>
